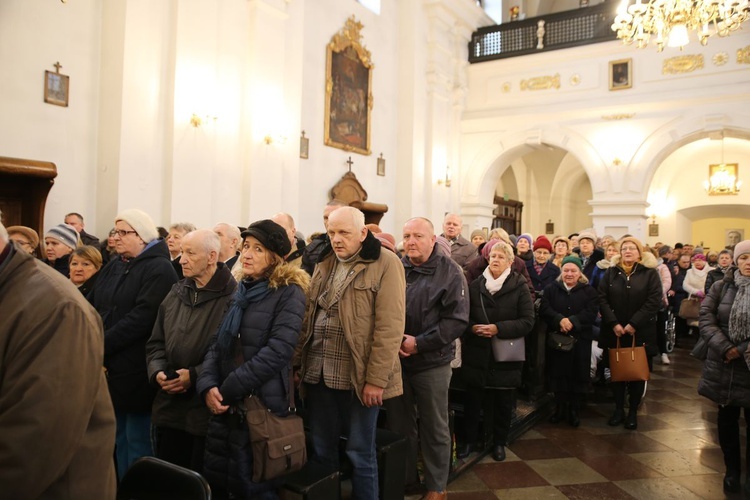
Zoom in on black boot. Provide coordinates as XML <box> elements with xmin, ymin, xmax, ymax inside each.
<box><xmin>608</xmin><ymin>408</ymin><xmax>625</xmax><ymax>426</ymax></box>
<box><xmin>492</xmin><ymin>445</ymin><xmax>506</xmax><ymax>462</ymax></box>
<box><xmin>723</xmin><ymin>471</ymin><xmax>740</xmax><ymax>493</ymax></box>
<box><xmin>457</xmin><ymin>443</ymin><xmax>475</xmax><ymax>459</ymax></box>
<box><xmin>624</xmin><ymin>410</ymin><xmax>638</xmax><ymax>430</ymax></box>
<box><xmin>568</xmin><ymin>403</ymin><xmax>580</xmax><ymax>428</ymax></box>
<box><xmin>549</xmin><ymin>403</ymin><xmax>566</xmax><ymax>424</ymax></box>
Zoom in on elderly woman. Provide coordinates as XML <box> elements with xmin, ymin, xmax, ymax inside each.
<box><xmin>470</xmin><ymin>229</ymin><xmax>486</xmax><ymax>248</ymax></box>
<box><xmin>540</xmin><ymin>255</ymin><xmax>598</xmax><ymax>426</ymax></box>
<box><xmin>197</xmin><ymin>220</ymin><xmax>309</xmax><ymax>499</ymax></box>
<box><xmin>551</xmin><ymin>236</ymin><xmax>571</xmax><ymax>269</ymax></box>
<box><xmin>88</xmin><ymin>209</ymin><xmax>178</xmax><ymax>478</ymax></box>
<box><xmin>526</xmin><ymin>235</ymin><xmax>560</xmax><ymax>296</ymax></box>
<box><xmin>684</xmin><ymin>254</ymin><xmax>710</xmax><ymax>299</ymax></box>
<box><xmin>698</xmin><ymin>240</ymin><xmax>750</xmax><ymax>494</ymax></box>
<box><xmin>516</xmin><ymin>233</ymin><xmax>533</xmax><ymax>262</ymax></box>
<box><xmin>7</xmin><ymin>225</ymin><xmax>41</xmax><ymax>257</ymax></box>
<box><xmin>458</xmin><ymin>241</ymin><xmax>535</xmax><ymax>462</ymax></box>
<box><xmin>69</xmin><ymin>245</ymin><xmax>103</xmax><ymax>295</ymax></box>
<box><xmin>598</xmin><ymin>237</ymin><xmax>662</xmax><ymax>430</ymax></box>
<box><xmin>43</xmin><ymin>223</ymin><xmax>80</xmax><ymax>277</ymax></box>
<box><xmin>706</xmin><ymin>249</ymin><xmax>733</xmax><ymax>294</ymax></box>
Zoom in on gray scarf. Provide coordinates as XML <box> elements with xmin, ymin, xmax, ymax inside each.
<box><xmin>728</xmin><ymin>270</ymin><xmax>750</xmax><ymax>345</ymax></box>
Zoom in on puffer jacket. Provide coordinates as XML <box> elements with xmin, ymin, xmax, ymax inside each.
<box><xmin>196</xmin><ymin>263</ymin><xmax>308</xmax><ymax>498</ymax></box>
<box><xmin>88</xmin><ymin>239</ymin><xmax>178</xmax><ymax>412</ymax></box>
<box><xmin>146</xmin><ymin>263</ymin><xmax>237</xmax><ymax>435</ymax></box>
<box><xmin>402</xmin><ymin>245</ymin><xmax>469</xmax><ymax>373</ymax></box>
<box><xmin>698</xmin><ymin>269</ymin><xmax>750</xmax><ymax>406</ymax></box>
<box><xmin>296</xmin><ymin>231</ymin><xmax>406</xmax><ymax>402</ymax></box>
<box><xmin>598</xmin><ymin>252</ymin><xmax>662</xmax><ymax>356</ymax></box>
<box><xmin>461</xmin><ymin>271</ymin><xmax>535</xmax><ymax>389</ymax></box>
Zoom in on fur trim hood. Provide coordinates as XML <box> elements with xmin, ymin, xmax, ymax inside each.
<box><xmin>231</xmin><ymin>260</ymin><xmax>310</xmax><ymax>292</ymax></box>
<box><xmin>317</xmin><ymin>229</ymin><xmax>382</xmax><ymax>263</ymax></box>
<box><xmin>610</xmin><ymin>251</ymin><xmax>657</xmax><ymax>269</ymax></box>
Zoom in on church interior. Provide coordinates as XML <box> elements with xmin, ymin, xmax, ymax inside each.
<box><xmin>2</xmin><ymin>0</ymin><xmax>750</xmax><ymax>498</ymax></box>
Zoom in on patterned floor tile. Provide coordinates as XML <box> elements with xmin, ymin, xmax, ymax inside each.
<box><xmin>526</xmin><ymin>457</ymin><xmax>608</xmax><ymax>485</ymax></box>
<box><xmin>556</xmin><ymin>481</ymin><xmax>637</xmax><ymax>499</ymax></box>
<box><xmin>578</xmin><ymin>453</ymin><xmax>664</xmax><ymax>481</ymax></box>
<box><xmin>629</xmin><ymin>450</ymin><xmax>719</xmax><ymax>477</ymax></box>
<box><xmin>471</xmin><ymin>461</ymin><xmax>549</xmax><ymax>489</ymax></box>
<box><xmin>614</xmin><ymin>477</ymin><xmax>704</xmax><ymax>500</ymax></box>
<box><xmin>507</xmin><ymin>439</ymin><xmax>572</xmax><ymax>460</ymax></box>
<box><xmin>492</xmin><ymin>486</ymin><xmax>568</xmax><ymax>499</ymax></box>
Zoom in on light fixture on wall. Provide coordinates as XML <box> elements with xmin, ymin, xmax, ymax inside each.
<box><xmin>264</xmin><ymin>134</ymin><xmax>288</xmax><ymax>145</ymax></box>
<box><xmin>437</xmin><ymin>166</ymin><xmax>452</xmax><ymax>187</ymax></box>
<box><xmin>703</xmin><ymin>134</ymin><xmax>741</xmax><ymax>195</ymax></box>
<box><xmin>190</xmin><ymin>113</ymin><xmax>217</xmax><ymax>128</ymax></box>
<box><xmin>611</xmin><ymin>1</ymin><xmax>750</xmax><ymax>52</ymax></box>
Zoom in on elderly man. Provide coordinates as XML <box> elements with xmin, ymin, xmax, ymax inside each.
<box><xmin>575</xmin><ymin>230</ymin><xmax>604</xmax><ymax>285</ymax></box>
<box><xmin>88</xmin><ymin>209</ymin><xmax>178</xmax><ymax>478</ymax></box>
<box><xmin>146</xmin><ymin>229</ymin><xmax>237</xmax><ymax>472</ymax></box>
<box><xmin>441</xmin><ymin>213</ymin><xmax>477</xmax><ymax>267</ymax></box>
<box><xmin>213</xmin><ymin>222</ymin><xmax>241</xmax><ymax>270</ymax></box>
<box><xmin>301</xmin><ymin>199</ymin><xmax>349</xmax><ymax>275</ymax></box>
<box><xmin>296</xmin><ymin>206</ymin><xmax>405</xmax><ymax>500</ymax></box>
<box><xmin>65</xmin><ymin>212</ymin><xmax>100</xmax><ymax>246</ymax></box>
<box><xmin>384</xmin><ymin>217</ymin><xmax>469</xmax><ymax>500</ymax></box>
<box><xmin>272</xmin><ymin>212</ymin><xmax>305</xmax><ymax>267</ymax></box>
<box><xmin>0</xmin><ymin>211</ymin><xmax>116</xmax><ymax>498</ymax></box>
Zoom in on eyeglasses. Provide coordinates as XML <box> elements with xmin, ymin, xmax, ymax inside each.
<box><xmin>108</xmin><ymin>230</ymin><xmax>117</xmax><ymax>237</ymax></box>
<box><xmin>113</xmin><ymin>229</ymin><xmax>138</xmax><ymax>238</ymax></box>
<box><xmin>13</xmin><ymin>239</ymin><xmax>32</xmax><ymax>248</ymax></box>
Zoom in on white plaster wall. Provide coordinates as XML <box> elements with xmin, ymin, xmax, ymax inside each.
<box><xmin>0</xmin><ymin>0</ymin><xmax>102</xmax><ymax>235</ymax></box>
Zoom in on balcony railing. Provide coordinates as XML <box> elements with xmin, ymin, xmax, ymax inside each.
<box><xmin>469</xmin><ymin>0</ymin><xmax>619</xmax><ymax>63</ymax></box>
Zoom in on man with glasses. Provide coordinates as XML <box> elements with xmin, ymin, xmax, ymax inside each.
<box><xmin>88</xmin><ymin>209</ymin><xmax>178</xmax><ymax>479</ymax></box>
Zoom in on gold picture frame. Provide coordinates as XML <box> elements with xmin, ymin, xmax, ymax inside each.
<box><xmin>324</xmin><ymin>16</ymin><xmax>373</xmax><ymax>156</ymax></box>
<box><xmin>44</xmin><ymin>69</ymin><xmax>69</xmax><ymax>107</ymax></box>
<box><xmin>609</xmin><ymin>58</ymin><xmax>632</xmax><ymax>91</ymax></box>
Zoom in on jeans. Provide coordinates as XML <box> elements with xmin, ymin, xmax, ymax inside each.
<box><xmin>305</xmin><ymin>382</ymin><xmax>380</xmax><ymax>500</ymax></box>
<box><xmin>383</xmin><ymin>363</ymin><xmax>452</xmax><ymax>492</ymax></box>
<box><xmin>115</xmin><ymin>411</ymin><xmax>153</xmax><ymax>480</ymax></box>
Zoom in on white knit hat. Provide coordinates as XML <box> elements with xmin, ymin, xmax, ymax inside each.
<box><xmin>115</xmin><ymin>209</ymin><xmax>159</xmax><ymax>243</ymax></box>
<box><xmin>45</xmin><ymin>223</ymin><xmax>79</xmax><ymax>250</ymax></box>
<box><xmin>734</xmin><ymin>240</ymin><xmax>750</xmax><ymax>265</ymax></box>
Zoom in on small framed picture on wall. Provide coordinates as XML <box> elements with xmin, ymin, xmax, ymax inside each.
<box><xmin>609</xmin><ymin>58</ymin><xmax>632</xmax><ymax>91</ymax></box>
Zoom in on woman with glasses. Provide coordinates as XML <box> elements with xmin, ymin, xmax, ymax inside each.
<box><xmin>88</xmin><ymin>209</ymin><xmax>178</xmax><ymax>479</ymax></box>
<box><xmin>598</xmin><ymin>237</ymin><xmax>662</xmax><ymax>430</ymax></box>
<box><xmin>7</xmin><ymin>226</ymin><xmax>41</xmax><ymax>258</ymax></box>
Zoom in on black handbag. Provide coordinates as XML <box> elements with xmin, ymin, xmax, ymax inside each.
<box><xmin>547</xmin><ymin>332</ymin><xmax>577</xmax><ymax>352</ymax></box>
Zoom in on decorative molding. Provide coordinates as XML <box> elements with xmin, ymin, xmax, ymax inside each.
<box><xmin>662</xmin><ymin>54</ymin><xmax>704</xmax><ymax>74</ymax></box>
<box><xmin>502</xmin><ymin>82</ymin><xmax>511</xmax><ymax>93</ymax></box>
<box><xmin>520</xmin><ymin>73</ymin><xmax>560</xmax><ymax>91</ymax></box>
<box><xmin>602</xmin><ymin>113</ymin><xmax>635</xmax><ymax>121</ymax></box>
<box><xmin>712</xmin><ymin>52</ymin><xmax>728</xmax><ymax>66</ymax></box>
<box><xmin>570</xmin><ymin>74</ymin><xmax>581</xmax><ymax>86</ymax></box>
<box><xmin>738</xmin><ymin>45</ymin><xmax>750</xmax><ymax>64</ymax></box>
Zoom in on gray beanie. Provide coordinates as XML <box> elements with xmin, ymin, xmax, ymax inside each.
<box><xmin>45</xmin><ymin>223</ymin><xmax>79</xmax><ymax>250</ymax></box>
<box><xmin>115</xmin><ymin>209</ymin><xmax>160</xmax><ymax>243</ymax></box>
<box><xmin>734</xmin><ymin>240</ymin><xmax>750</xmax><ymax>265</ymax></box>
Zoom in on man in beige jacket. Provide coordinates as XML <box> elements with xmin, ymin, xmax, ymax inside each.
<box><xmin>295</xmin><ymin>206</ymin><xmax>405</xmax><ymax>500</ymax></box>
<box><xmin>0</xmin><ymin>212</ymin><xmax>116</xmax><ymax>498</ymax></box>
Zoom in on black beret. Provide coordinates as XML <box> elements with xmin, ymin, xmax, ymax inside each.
<box><xmin>240</xmin><ymin>219</ymin><xmax>291</xmax><ymax>258</ymax></box>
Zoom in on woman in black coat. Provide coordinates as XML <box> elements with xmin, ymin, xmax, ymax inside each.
<box><xmin>458</xmin><ymin>241</ymin><xmax>535</xmax><ymax>462</ymax></box>
<box><xmin>540</xmin><ymin>255</ymin><xmax>598</xmax><ymax>427</ymax></box>
<box><xmin>698</xmin><ymin>241</ymin><xmax>750</xmax><ymax>494</ymax></box>
<box><xmin>197</xmin><ymin>220</ymin><xmax>309</xmax><ymax>499</ymax></box>
<box><xmin>598</xmin><ymin>237</ymin><xmax>662</xmax><ymax>430</ymax></box>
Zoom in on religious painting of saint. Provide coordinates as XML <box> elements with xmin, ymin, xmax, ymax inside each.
<box><xmin>609</xmin><ymin>58</ymin><xmax>632</xmax><ymax>91</ymax></box>
<box><xmin>44</xmin><ymin>69</ymin><xmax>69</xmax><ymax>107</ymax></box>
<box><xmin>325</xmin><ymin>16</ymin><xmax>373</xmax><ymax>156</ymax></box>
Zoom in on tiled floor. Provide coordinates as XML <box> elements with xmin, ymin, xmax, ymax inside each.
<box><xmin>425</xmin><ymin>346</ymin><xmax>746</xmax><ymax>499</ymax></box>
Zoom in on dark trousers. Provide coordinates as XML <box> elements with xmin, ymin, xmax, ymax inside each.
<box><xmin>463</xmin><ymin>387</ymin><xmax>515</xmax><ymax>447</ymax></box>
<box><xmin>611</xmin><ymin>355</ymin><xmax>653</xmax><ymax>413</ymax></box>
<box><xmin>152</xmin><ymin>426</ymin><xmax>205</xmax><ymax>473</ymax></box>
<box><xmin>656</xmin><ymin>308</ymin><xmax>668</xmax><ymax>354</ymax></box>
<box><xmin>717</xmin><ymin>405</ymin><xmax>750</xmax><ymax>475</ymax></box>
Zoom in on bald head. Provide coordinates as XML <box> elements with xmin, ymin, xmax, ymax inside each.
<box><xmin>180</xmin><ymin>229</ymin><xmax>220</xmax><ymax>287</ymax></box>
<box><xmin>271</xmin><ymin>212</ymin><xmax>297</xmax><ymax>253</ymax></box>
<box><xmin>403</xmin><ymin>217</ymin><xmax>436</xmax><ymax>266</ymax></box>
<box><xmin>213</xmin><ymin>223</ymin><xmax>241</xmax><ymax>262</ymax></box>
<box><xmin>443</xmin><ymin>213</ymin><xmax>462</xmax><ymax>239</ymax></box>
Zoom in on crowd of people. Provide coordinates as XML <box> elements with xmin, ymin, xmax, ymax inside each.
<box><xmin>2</xmin><ymin>205</ymin><xmax>749</xmax><ymax>499</ymax></box>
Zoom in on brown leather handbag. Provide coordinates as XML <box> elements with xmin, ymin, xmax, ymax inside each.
<box><xmin>244</xmin><ymin>371</ymin><xmax>307</xmax><ymax>482</ymax></box>
<box><xmin>608</xmin><ymin>333</ymin><xmax>650</xmax><ymax>382</ymax></box>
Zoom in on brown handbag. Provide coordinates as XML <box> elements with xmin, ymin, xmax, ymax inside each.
<box><xmin>244</xmin><ymin>371</ymin><xmax>307</xmax><ymax>482</ymax></box>
<box><xmin>608</xmin><ymin>333</ymin><xmax>650</xmax><ymax>382</ymax></box>
<box><xmin>678</xmin><ymin>297</ymin><xmax>701</xmax><ymax>320</ymax></box>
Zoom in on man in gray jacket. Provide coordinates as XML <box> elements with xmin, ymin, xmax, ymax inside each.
<box><xmin>384</xmin><ymin>217</ymin><xmax>469</xmax><ymax>500</ymax></box>
<box><xmin>146</xmin><ymin>229</ymin><xmax>237</xmax><ymax>471</ymax></box>
<box><xmin>441</xmin><ymin>213</ymin><xmax>477</xmax><ymax>267</ymax></box>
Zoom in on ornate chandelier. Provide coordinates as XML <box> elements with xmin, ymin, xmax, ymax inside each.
<box><xmin>703</xmin><ymin>136</ymin><xmax>741</xmax><ymax>195</ymax></box>
<box><xmin>611</xmin><ymin>0</ymin><xmax>750</xmax><ymax>52</ymax></box>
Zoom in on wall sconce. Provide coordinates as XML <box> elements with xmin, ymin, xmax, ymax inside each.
<box><xmin>264</xmin><ymin>134</ymin><xmax>288</xmax><ymax>146</ymax></box>
<box><xmin>437</xmin><ymin>166</ymin><xmax>452</xmax><ymax>187</ymax></box>
<box><xmin>190</xmin><ymin>113</ymin><xmax>217</xmax><ymax>128</ymax></box>
<box><xmin>611</xmin><ymin>157</ymin><xmax>622</xmax><ymax>167</ymax></box>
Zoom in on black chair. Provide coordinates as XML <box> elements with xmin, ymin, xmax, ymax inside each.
<box><xmin>117</xmin><ymin>457</ymin><xmax>211</xmax><ymax>500</ymax></box>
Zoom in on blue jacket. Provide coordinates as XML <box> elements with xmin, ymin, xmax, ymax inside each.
<box><xmin>88</xmin><ymin>239</ymin><xmax>177</xmax><ymax>412</ymax></box>
<box><xmin>197</xmin><ymin>264</ymin><xmax>308</xmax><ymax>498</ymax></box>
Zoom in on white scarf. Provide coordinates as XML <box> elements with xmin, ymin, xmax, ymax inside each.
<box><xmin>483</xmin><ymin>266</ymin><xmax>510</xmax><ymax>295</ymax></box>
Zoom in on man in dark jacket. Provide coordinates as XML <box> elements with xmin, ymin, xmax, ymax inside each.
<box><xmin>65</xmin><ymin>211</ymin><xmax>100</xmax><ymax>246</ymax></box>
<box><xmin>574</xmin><ymin>230</ymin><xmax>604</xmax><ymax>284</ymax></box>
<box><xmin>146</xmin><ymin>229</ymin><xmax>237</xmax><ymax>472</ymax></box>
<box><xmin>301</xmin><ymin>199</ymin><xmax>348</xmax><ymax>275</ymax></box>
<box><xmin>0</xmin><ymin>215</ymin><xmax>117</xmax><ymax>499</ymax></box>
<box><xmin>88</xmin><ymin>208</ymin><xmax>178</xmax><ymax>479</ymax></box>
<box><xmin>384</xmin><ymin>217</ymin><xmax>469</xmax><ymax>499</ymax></box>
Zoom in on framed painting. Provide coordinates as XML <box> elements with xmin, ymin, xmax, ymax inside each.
<box><xmin>44</xmin><ymin>69</ymin><xmax>69</xmax><ymax>107</ymax></box>
<box><xmin>609</xmin><ymin>58</ymin><xmax>632</xmax><ymax>91</ymax></box>
<box><xmin>726</xmin><ymin>229</ymin><xmax>744</xmax><ymax>248</ymax></box>
<box><xmin>324</xmin><ymin>16</ymin><xmax>373</xmax><ymax>156</ymax></box>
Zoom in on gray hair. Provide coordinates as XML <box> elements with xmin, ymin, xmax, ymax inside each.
<box><xmin>490</xmin><ymin>241</ymin><xmax>514</xmax><ymax>262</ymax></box>
<box><xmin>214</xmin><ymin>223</ymin><xmax>241</xmax><ymax>247</ymax></box>
<box><xmin>0</xmin><ymin>210</ymin><xmax>7</xmax><ymax>243</ymax></box>
<box><xmin>169</xmin><ymin>222</ymin><xmax>197</xmax><ymax>234</ymax></box>
<box><xmin>330</xmin><ymin>206</ymin><xmax>365</xmax><ymax>230</ymax></box>
<box><xmin>185</xmin><ymin>229</ymin><xmax>220</xmax><ymax>255</ymax></box>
